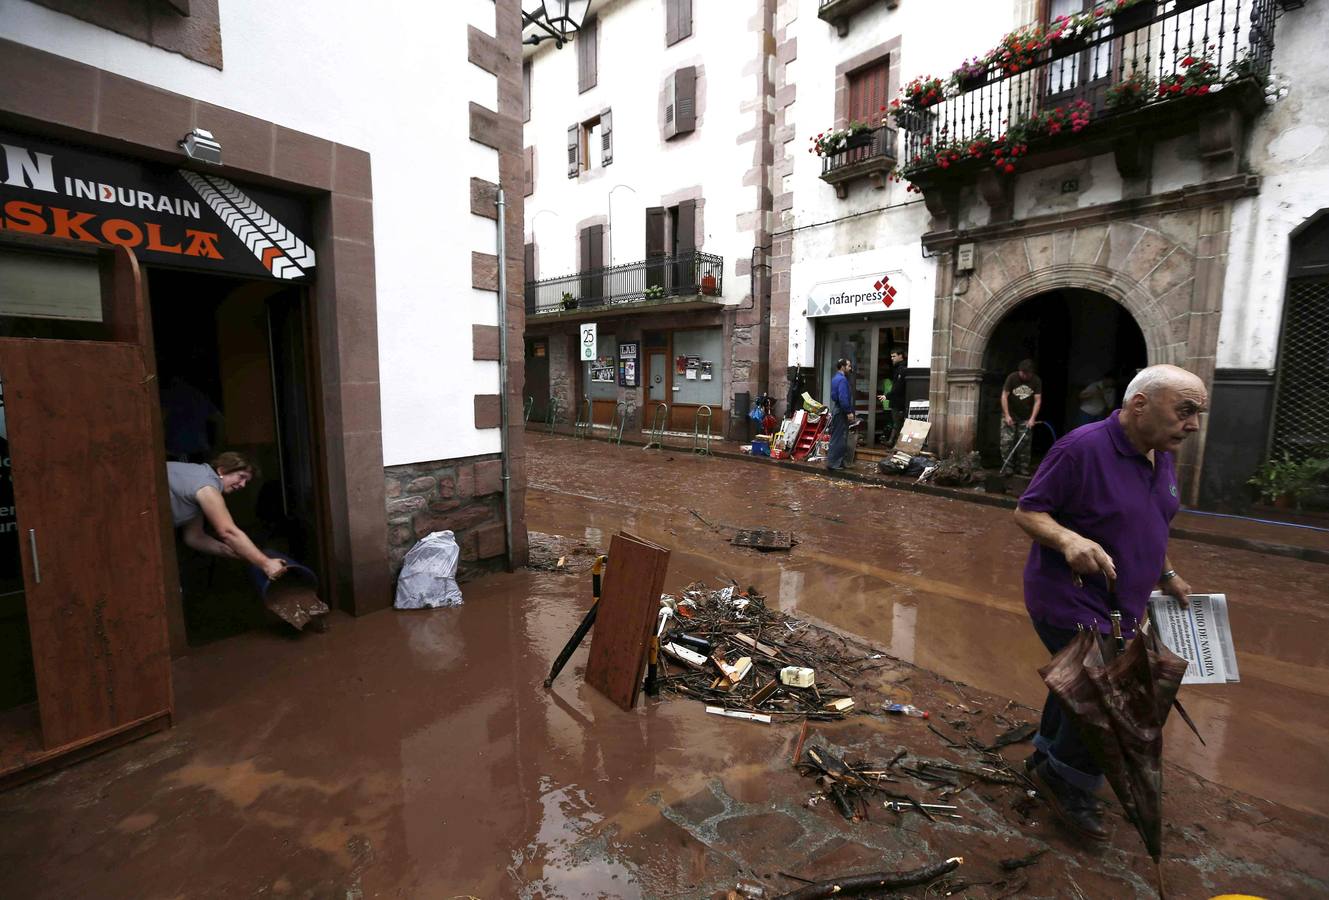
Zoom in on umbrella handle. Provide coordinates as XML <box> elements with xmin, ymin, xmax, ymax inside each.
<box><xmin>1107</xmin><ymin>578</ymin><xmax>1126</xmax><ymax>653</ymax></box>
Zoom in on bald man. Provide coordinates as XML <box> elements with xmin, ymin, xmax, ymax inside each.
<box><xmin>1013</xmin><ymin>364</ymin><xmax>1206</xmax><ymax>840</ymax></box>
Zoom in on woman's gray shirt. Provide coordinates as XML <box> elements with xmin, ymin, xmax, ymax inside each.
<box><xmin>167</xmin><ymin>462</ymin><xmax>222</xmax><ymax>527</ymax></box>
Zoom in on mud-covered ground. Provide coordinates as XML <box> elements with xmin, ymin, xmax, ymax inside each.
<box><xmin>0</xmin><ymin>433</ymin><xmax>1325</xmax><ymax>898</ymax></box>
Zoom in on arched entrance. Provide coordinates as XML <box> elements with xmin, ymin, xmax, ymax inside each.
<box><xmin>977</xmin><ymin>289</ymin><xmax>1147</xmax><ymax>465</ymax></box>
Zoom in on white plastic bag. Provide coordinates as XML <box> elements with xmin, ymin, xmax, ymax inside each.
<box><xmin>394</xmin><ymin>531</ymin><xmax>464</xmax><ymax>609</ymax></box>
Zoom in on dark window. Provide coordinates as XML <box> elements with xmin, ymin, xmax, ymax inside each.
<box><xmin>578</xmin><ymin>16</ymin><xmax>598</xmax><ymax>93</ymax></box>
<box><xmin>579</xmin><ymin>225</ymin><xmax>605</xmax><ymax>302</ymax></box>
<box><xmin>523</xmin><ymin>61</ymin><xmax>532</xmax><ymax>123</ymax></box>
<box><xmin>666</xmin><ymin>0</ymin><xmax>693</xmax><ymax>46</ymax></box>
<box><xmin>524</xmin><ymin>146</ymin><xmax>534</xmax><ymax>197</ymax></box>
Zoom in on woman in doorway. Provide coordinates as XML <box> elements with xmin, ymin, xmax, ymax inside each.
<box><xmin>167</xmin><ymin>451</ymin><xmax>287</xmax><ymax>580</ymax></box>
<box><xmin>1072</xmin><ymin>375</ymin><xmax>1116</xmax><ymax>429</ymax></box>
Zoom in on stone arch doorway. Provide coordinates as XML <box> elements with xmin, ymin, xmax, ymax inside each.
<box><xmin>977</xmin><ymin>289</ymin><xmax>1147</xmax><ymax>465</ymax></box>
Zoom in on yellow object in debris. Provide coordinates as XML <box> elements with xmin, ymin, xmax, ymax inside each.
<box><xmin>1209</xmin><ymin>896</ymin><xmax>1267</xmax><ymax>900</ymax></box>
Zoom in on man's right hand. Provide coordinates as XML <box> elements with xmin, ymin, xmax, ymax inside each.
<box><xmin>1003</xmin><ymin>414</ymin><xmax>1015</xmax><ymax>427</ymax></box>
<box><xmin>1060</xmin><ymin>535</ymin><xmax>1117</xmax><ymax>581</ymax></box>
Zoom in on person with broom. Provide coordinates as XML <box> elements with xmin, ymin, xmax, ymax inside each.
<box><xmin>1012</xmin><ymin>364</ymin><xmax>1205</xmax><ymax>840</ymax></box>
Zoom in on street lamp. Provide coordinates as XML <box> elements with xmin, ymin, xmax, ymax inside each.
<box><xmin>522</xmin><ymin>0</ymin><xmax>592</xmax><ymax>48</ymax></box>
<box><xmin>607</xmin><ymin>184</ymin><xmax>636</xmax><ymax>268</ymax></box>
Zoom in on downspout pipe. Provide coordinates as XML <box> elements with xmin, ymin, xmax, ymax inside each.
<box><xmin>496</xmin><ymin>188</ymin><xmax>515</xmax><ymax>572</ymax></box>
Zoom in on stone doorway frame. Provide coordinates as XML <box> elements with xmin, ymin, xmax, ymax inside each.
<box><xmin>927</xmin><ymin>202</ymin><xmax>1238</xmax><ymax>503</ymax></box>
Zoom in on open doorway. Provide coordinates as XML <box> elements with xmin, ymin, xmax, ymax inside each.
<box><xmin>149</xmin><ymin>268</ymin><xmax>323</xmax><ymax>645</ymax></box>
<box><xmin>978</xmin><ymin>289</ymin><xmax>1147</xmax><ymax>465</ymax></box>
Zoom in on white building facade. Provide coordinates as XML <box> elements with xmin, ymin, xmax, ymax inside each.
<box><xmin>522</xmin><ymin>0</ymin><xmax>777</xmax><ymax>439</ymax></box>
<box><xmin>773</xmin><ymin>0</ymin><xmax>1327</xmax><ymax>504</ymax></box>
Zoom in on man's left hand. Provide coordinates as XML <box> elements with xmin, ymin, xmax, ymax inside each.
<box><xmin>1160</xmin><ymin>572</ymin><xmax>1191</xmax><ymax>608</ymax></box>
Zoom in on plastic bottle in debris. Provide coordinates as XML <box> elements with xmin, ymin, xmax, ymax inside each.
<box><xmin>883</xmin><ymin>703</ymin><xmax>929</xmax><ymax>719</ymax></box>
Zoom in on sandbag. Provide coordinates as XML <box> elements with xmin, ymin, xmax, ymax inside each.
<box><xmin>394</xmin><ymin>530</ymin><xmax>464</xmax><ymax>609</ymax></box>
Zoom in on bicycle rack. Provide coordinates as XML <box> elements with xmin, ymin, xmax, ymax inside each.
<box><xmin>523</xmin><ymin>396</ymin><xmax>534</xmax><ymax>424</ymax></box>
<box><xmin>643</xmin><ymin>403</ymin><xmax>669</xmax><ymax>450</ymax></box>
<box><xmin>574</xmin><ymin>397</ymin><xmax>593</xmax><ymax>439</ymax></box>
<box><xmin>609</xmin><ymin>402</ymin><xmax>629</xmax><ymax>445</ymax></box>
<box><xmin>546</xmin><ymin>395</ymin><xmax>564</xmax><ymax>433</ymax></box>
<box><xmin>692</xmin><ymin>405</ymin><xmax>713</xmax><ymax>456</ymax></box>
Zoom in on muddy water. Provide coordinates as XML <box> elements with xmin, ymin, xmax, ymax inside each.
<box><xmin>526</xmin><ymin>434</ymin><xmax>1329</xmax><ymax>817</ymax></box>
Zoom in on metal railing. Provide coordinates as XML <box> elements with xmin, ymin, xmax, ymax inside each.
<box><xmin>821</xmin><ymin>124</ymin><xmax>898</xmax><ymax>177</ymax></box>
<box><xmin>900</xmin><ymin>0</ymin><xmax>1277</xmax><ymax>166</ymax></box>
<box><xmin>525</xmin><ymin>250</ymin><xmax>724</xmax><ymax>315</ymax></box>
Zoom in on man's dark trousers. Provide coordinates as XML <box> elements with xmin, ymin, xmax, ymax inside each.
<box><xmin>1031</xmin><ymin>618</ymin><xmax>1105</xmax><ymax>792</ymax></box>
<box><xmin>888</xmin><ymin>409</ymin><xmax>907</xmax><ymax>445</ymax></box>
<box><xmin>826</xmin><ymin>411</ymin><xmax>849</xmax><ymax>469</ymax></box>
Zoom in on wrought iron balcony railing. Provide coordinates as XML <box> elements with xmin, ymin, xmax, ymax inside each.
<box><xmin>899</xmin><ymin>0</ymin><xmax>1277</xmax><ymax>174</ymax></box>
<box><xmin>820</xmin><ymin>124</ymin><xmax>899</xmax><ymax>197</ymax></box>
<box><xmin>525</xmin><ymin>250</ymin><xmax>724</xmax><ymax>315</ymax></box>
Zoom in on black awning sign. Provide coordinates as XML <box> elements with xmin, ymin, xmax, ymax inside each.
<box><xmin>0</xmin><ymin>129</ymin><xmax>316</xmax><ymax>281</ymax></box>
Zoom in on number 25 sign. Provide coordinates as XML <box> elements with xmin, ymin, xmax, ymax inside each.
<box><xmin>579</xmin><ymin>323</ymin><xmax>597</xmax><ymax>362</ymax></box>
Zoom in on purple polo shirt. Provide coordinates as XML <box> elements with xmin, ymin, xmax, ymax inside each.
<box><xmin>1018</xmin><ymin>412</ymin><xmax>1180</xmax><ymax>635</ymax></box>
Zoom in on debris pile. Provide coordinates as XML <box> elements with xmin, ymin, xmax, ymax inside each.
<box><xmin>657</xmin><ymin>581</ymin><xmax>887</xmax><ymax>722</ymax></box>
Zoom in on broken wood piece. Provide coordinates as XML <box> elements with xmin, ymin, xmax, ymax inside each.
<box><xmin>662</xmin><ymin>642</ymin><xmax>707</xmax><ymax>668</ymax></box>
<box><xmin>751</xmin><ymin>679</ymin><xmax>779</xmax><ymax>706</ymax></box>
<box><xmin>824</xmin><ymin>697</ymin><xmax>854</xmax><ymax>712</ymax></box>
<box><xmin>734</xmin><ymin>632</ymin><xmax>781</xmax><ymax>658</ymax></box>
<box><xmin>771</xmin><ymin>856</ymin><xmax>963</xmax><ymax>900</ymax></box>
<box><xmin>731</xmin><ymin>529</ymin><xmax>794</xmax><ymax>551</ymax></box>
<box><xmin>706</xmin><ymin>706</ymin><xmax>771</xmax><ymax>724</ymax></box>
<box><xmin>584</xmin><ymin>533</ymin><xmax>672</xmax><ymax>711</ymax></box>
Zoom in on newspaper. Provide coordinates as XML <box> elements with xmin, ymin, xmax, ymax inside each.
<box><xmin>1147</xmin><ymin>592</ymin><xmax>1240</xmax><ymax>685</ymax></box>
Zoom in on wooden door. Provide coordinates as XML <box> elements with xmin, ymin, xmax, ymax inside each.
<box><xmin>1</xmin><ymin>338</ymin><xmax>172</xmax><ymax>749</ymax></box>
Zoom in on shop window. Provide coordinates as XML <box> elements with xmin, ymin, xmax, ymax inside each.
<box><xmin>666</xmin><ymin>0</ymin><xmax>692</xmax><ymax>46</ymax></box>
<box><xmin>672</xmin><ymin>328</ymin><xmax>723</xmax><ymax>407</ymax></box>
<box><xmin>578</xmin><ymin>15</ymin><xmax>598</xmax><ymax>93</ymax></box>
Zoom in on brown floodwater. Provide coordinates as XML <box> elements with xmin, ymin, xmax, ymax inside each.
<box><xmin>524</xmin><ymin>433</ymin><xmax>1329</xmax><ymax>818</ymax></box>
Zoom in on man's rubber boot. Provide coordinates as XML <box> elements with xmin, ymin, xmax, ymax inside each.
<box><xmin>1031</xmin><ymin>759</ymin><xmax>1109</xmax><ymax>842</ymax></box>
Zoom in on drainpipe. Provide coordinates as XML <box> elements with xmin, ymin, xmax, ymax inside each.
<box><xmin>496</xmin><ymin>188</ymin><xmax>515</xmax><ymax>572</ymax></box>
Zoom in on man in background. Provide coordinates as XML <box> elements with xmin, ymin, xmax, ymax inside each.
<box><xmin>877</xmin><ymin>349</ymin><xmax>908</xmax><ymax>447</ymax></box>
<box><xmin>826</xmin><ymin>358</ymin><xmax>856</xmax><ymax>471</ymax></box>
<box><xmin>1001</xmin><ymin>359</ymin><xmax>1042</xmax><ymax>476</ymax></box>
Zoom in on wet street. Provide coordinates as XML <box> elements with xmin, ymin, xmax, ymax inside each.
<box><xmin>526</xmin><ymin>433</ymin><xmax>1329</xmax><ymax>818</ymax></box>
<box><xmin>0</xmin><ymin>432</ymin><xmax>1326</xmax><ymax>898</ymax></box>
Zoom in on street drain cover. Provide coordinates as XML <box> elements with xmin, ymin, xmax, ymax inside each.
<box><xmin>731</xmin><ymin>529</ymin><xmax>794</xmax><ymax>551</ymax></box>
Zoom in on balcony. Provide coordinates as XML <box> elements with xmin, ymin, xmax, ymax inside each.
<box><xmin>894</xmin><ymin>0</ymin><xmax>1277</xmax><ymax>220</ymax></box>
<box><xmin>819</xmin><ymin>124</ymin><xmax>899</xmax><ymax>198</ymax></box>
<box><xmin>817</xmin><ymin>0</ymin><xmax>899</xmax><ymax>37</ymax></box>
<box><xmin>525</xmin><ymin>251</ymin><xmax>725</xmax><ymax>318</ymax></box>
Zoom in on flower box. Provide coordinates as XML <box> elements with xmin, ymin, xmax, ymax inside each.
<box><xmin>1111</xmin><ymin>0</ymin><xmax>1158</xmax><ymax>34</ymax></box>
<box><xmin>844</xmin><ymin>131</ymin><xmax>875</xmax><ymax>150</ymax></box>
<box><xmin>955</xmin><ymin>70</ymin><xmax>989</xmax><ymax>91</ymax></box>
<box><xmin>1173</xmin><ymin>0</ymin><xmax>1209</xmax><ymax>11</ymax></box>
<box><xmin>1048</xmin><ymin>32</ymin><xmax>1092</xmax><ymax>59</ymax></box>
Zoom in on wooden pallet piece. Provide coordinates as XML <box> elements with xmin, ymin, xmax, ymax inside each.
<box><xmin>583</xmin><ymin>533</ymin><xmax>671</xmax><ymax>711</ymax></box>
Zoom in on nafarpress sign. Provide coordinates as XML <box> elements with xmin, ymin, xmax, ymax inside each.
<box><xmin>0</xmin><ymin>129</ymin><xmax>315</xmax><ymax>281</ymax></box>
<box><xmin>805</xmin><ymin>270</ymin><xmax>909</xmax><ymax>317</ymax></box>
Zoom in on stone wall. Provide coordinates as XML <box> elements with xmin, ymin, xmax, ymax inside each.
<box><xmin>385</xmin><ymin>455</ymin><xmax>507</xmax><ymax>583</ymax></box>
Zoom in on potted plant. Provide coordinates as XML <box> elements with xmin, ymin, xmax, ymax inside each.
<box><xmin>700</xmin><ymin>272</ymin><xmax>718</xmax><ymax>295</ymax></box>
<box><xmin>986</xmin><ymin>24</ymin><xmax>1046</xmax><ymax>76</ymax></box>
<box><xmin>1106</xmin><ymin>70</ymin><xmax>1157</xmax><ymax>108</ymax></box>
<box><xmin>560</xmin><ymin>291</ymin><xmax>577</xmax><ymax>310</ymax></box>
<box><xmin>1248</xmin><ymin>453</ymin><xmax>1301</xmax><ymax>508</ymax></box>
<box><xmin>643</xmin><ymin>284</ymin><xmax>665</xmax><ymax>300</ymax></box>
<box><xmin>1156</xmin><ymin>49</ymin><xmax>1222</xmax><ymax>99</ymax></box>
<box><xmin>1107</xmin><ymin>0</ymin><xmax>1158</xmax><ymax>35</ymax></box>
<box><xmin>1045</xmin><ymin>11</ymin><xmax>1094</xmax><ymax>58</ymax></box>
<box><xmin>950</xmin><ymin>57</ymin><xmax>990</xmax><ymax>91</ymax></box>
<box><xmin>900</xmin><ymin>75</ymin><xmax>947</xmax><ymax>110</ymax></box>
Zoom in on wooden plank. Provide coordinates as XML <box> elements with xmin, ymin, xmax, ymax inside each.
<box><xmin>1</xmin><ymin>338</ymin><xmax>173</xmax><ymax>749</ymax></box>
<box><xmin>584</xmin><ymin>532</ymin><xmax>670</xmax><ymax>711</ymax></box>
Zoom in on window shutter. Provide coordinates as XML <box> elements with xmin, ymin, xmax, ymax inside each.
<box><xmin>666</xmin><ymin>0</ymin><xmax>692</xmax><ymax>45</ymax></box>
<box><xmin>522</xmin><ymin>62</ymin><xmax>532</xmax><ymax>123</ymax></box>
<box><xmin>580</xmin><ymin>226</ymin><xmax>592</xmax><ymax>270</ymax></box>
<box><xmin>676</xmin><ymin>200</ymin><xmax>697</xmax><ymax>254</ymax></box>
<box><xmin>646</xmin><ymin>208</ymin><xmax>666</xmax><ymax>258</ymax></box>
<box><xmin>675</xmin><ymin>66</ymin><xmax>697</xmax><ymax>136</ymax></box>
<box><xmin>524</xmin><ymin>146</ymin><xmax>534</xmax><ymax>197</ymax></box>
<box><xmin>599</xmin><ymin>108</ymin><xmax>613</xmax><ymax>167</ymax></box>
<box><xmin>578</xmin><ymin>17</ymin><xmax>598</xmax><ymax>93</ymax></box>
<box><xmin>567</xmin><ymin>124</ymin><xmax>579</xmax><ymax>177</ymax></box>
<box><xmin>589</xmin><ymin>225</ymin><xmax>605</xmax><ymax>271</ymax></box>
<box><xmin>524</xmin><ymin>242</ymin><xmax>536</xmax><ymax>279</ymax></box>
<box><xmin>663</xmin><ymin>71</ymin><xmax>677</xmax><ymax>140</ymax></box>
